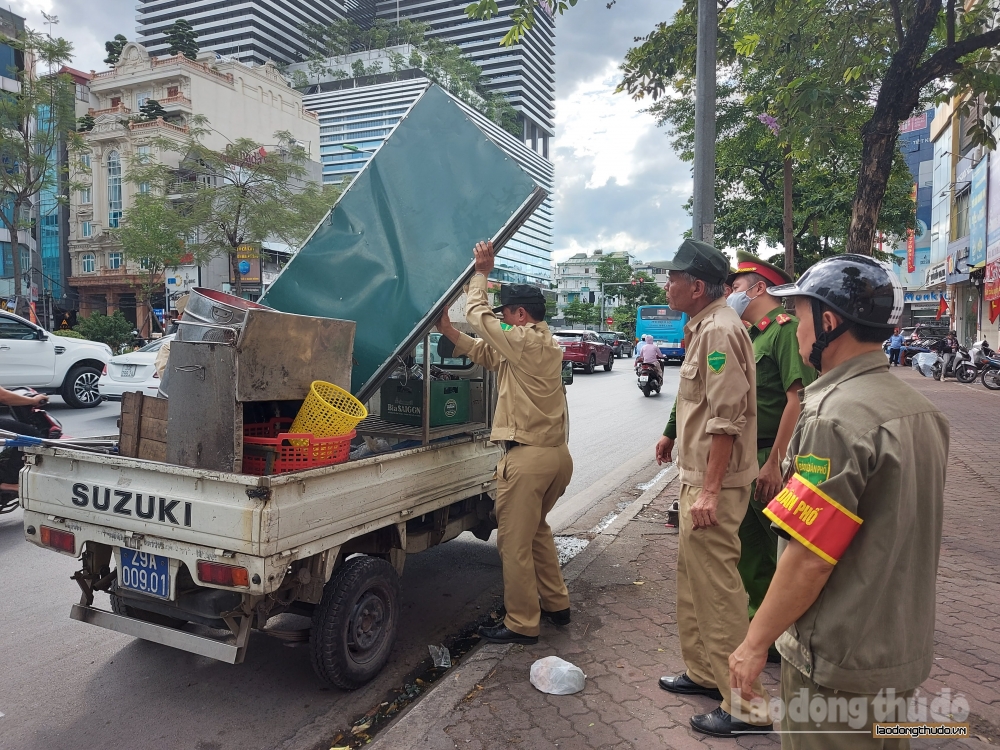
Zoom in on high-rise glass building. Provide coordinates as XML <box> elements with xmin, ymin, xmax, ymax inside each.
<box><xmin>134</xmin><ymin>0</ymin><xmax>367</xmax><ymax>64</ymax></box>
<box><xmin>374</xmin><ymin>0</ymin><xmax>554</xmax><ymax>147</ymax></box>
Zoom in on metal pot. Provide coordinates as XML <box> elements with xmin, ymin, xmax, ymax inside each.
<box><xmin>176</xmin><ymin>288</ymin><xmax>271</xmax><ymax>343</ymax></box>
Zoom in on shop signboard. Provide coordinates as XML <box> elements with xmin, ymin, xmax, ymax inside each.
<box><xmin>988</xmin><ymin>154</ymin><xmax>1000</xmax><ymax>263</ymax></box>
<box><xmin>969</xmin><ymin>158</ymin><xmax>989</xmax><ymax>266</ymax></box>
<box><xmin>986</xmin><ymin>260</ymin><xmax>1000</xmax><ymax>302</ymax></box>
<box><xmin>926</xmin><ymin>262</ymin><xmax>947</xmax><ymax>287</ymax></box>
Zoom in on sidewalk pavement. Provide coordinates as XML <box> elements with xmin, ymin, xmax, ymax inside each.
<box><xmin>369</xmin><ymin>364</ymin><xmax>1000</xmax><ymax>750</ymax></box>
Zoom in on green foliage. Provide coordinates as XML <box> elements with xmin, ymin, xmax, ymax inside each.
<box><xmin>76</xmin><ymin>114</ymin><xmax>95</xmax><ymax>132</ymax></box>
<box><xmin>563</xmin><ymin>300</ymin><xmax>599</xmax><ymax>327</ymax></box>
<box><xmin>351</xmin><ymin>59</ymin><xmax>365</xmax><ymax>78</ymax></box>
<box><xmin>51</xmin><ymin>329</ymin><xmax>85</xmax><ymax>339</ymax></box>
<box><xmin>165</xmin><ymin>19</ymin><xmax>198</xmax><ymax>60</ymax></box>
<box><xmin>138</xmin><ymin>99</ymin><xmax>168</xmax><ymax>122</ymax></box>
<box><xmin>126</xmin><ymin>119</ymin><xmax>344</xmax><ymax>295</ymax></box>
<box><xmin>103</xmin><ymin>34</ymin><xmax>127</xmax><ymax>65</ymax></box>
<box><xmin>74</xmin><ymin>311</ymin><xmax>135</xmax><ymax>352</ymax></box>
<box><xmin>465</xmin><ymin>0</ymin><xmax>578</xmax><ymax>47</ymax></box>
<box><xmin>0</xmin><ymin>24</ymin><xmax>81</xmax><ymax>296</ymax></box>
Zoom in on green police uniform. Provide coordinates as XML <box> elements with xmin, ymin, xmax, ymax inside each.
<box><xmin>739</xmin><ymin>308</ymin><xmax>815</xmax><ymax>617</ymax></box>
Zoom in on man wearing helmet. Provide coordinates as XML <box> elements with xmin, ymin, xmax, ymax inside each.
<box><xmin>728</xmin><ymin>254</ymin><xmax>950</xmax><ymax>748</ymax></box>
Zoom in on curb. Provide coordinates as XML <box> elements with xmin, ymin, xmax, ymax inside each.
<box><xmin>366</xmin><ymin>463</ymin><xmax>679</xmax><ymax>750</ymax></box>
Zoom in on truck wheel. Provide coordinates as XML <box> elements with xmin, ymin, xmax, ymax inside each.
<box><xmin>310</xmin><ymin>556</ymin><xmax>400</xmax><ymax>690</ymax></box>
<box><xmin>585</xmin><ymin>355</ymin><xmax>596</xmax><ymax>374</ymax></box>
<box><xmin>62</xmin><ymin>365</ymin><xmax>103</xmax><ymax>409</ymax></box>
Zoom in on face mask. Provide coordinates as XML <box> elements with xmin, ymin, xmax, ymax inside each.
<box><xmin>726</xmin><ymin>286</ymin><xmax>761</xmax><ymax>318</ymax></box>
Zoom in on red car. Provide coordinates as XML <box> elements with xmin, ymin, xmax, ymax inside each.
<box><xmin>554</xmin><ymin>330</ymin><xmax>615</xmax><ymax>373</ymax></box>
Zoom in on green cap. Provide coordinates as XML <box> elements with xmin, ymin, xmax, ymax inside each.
<box><xmin>663</xmin><ymin>238</ymin><xmax>731</xmax><ymax>285</ymax></box>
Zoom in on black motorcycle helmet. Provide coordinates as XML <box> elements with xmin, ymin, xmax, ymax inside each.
<box><xmin>770</xmin><ymin>254</ymin><xmax>903</xmax><ymax>370</ymax></box>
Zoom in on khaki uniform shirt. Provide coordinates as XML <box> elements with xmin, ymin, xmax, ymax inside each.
<box><xmin>674</xmin><ymin>297</ymin><xmax>758</xmax><ymax>488</ymax></box>
<box><xmin>766</xmin><ymin>351</ymin><xmax>949</xmax><ymax>693</ymax></box>
<box><xmin>747</xmin><ymin>307</ymin><xmax>816</xmax><ymax>441</ymax></box>
<box><xmin>452</xmin><ymin>274</ymin><xmax>567</xmax><ymax>447</ymax></box>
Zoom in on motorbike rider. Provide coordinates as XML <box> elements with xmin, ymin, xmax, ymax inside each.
<box><xmin>930</xmin><ymin>330</ymin><xmax>959</xmax><ymax>381</ymax></box>
<box><xmin>0</xmin><ymin>387</ymin><xmax>47</xmax><ymax>494</ymax></box>
<box><xmin>635</xmin><ymin>334</ymin><xmax>663</xmax><ymax>380</ymax></box>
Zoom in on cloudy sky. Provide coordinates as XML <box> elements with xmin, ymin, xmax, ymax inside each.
<box><xmin>8</xmin><ymin>0</ymin><xmax>689</xmax><ymax>264</ymax></box>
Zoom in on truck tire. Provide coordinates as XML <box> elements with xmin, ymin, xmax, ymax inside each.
<box><xmin>62</xmin><ymin>364</ymin><xmax>103</xmax><ymax>409</ymax></box>
<box><xmin>310</xmin><ymin>555</ymin><xmax>400</xmax><ymax>690</ymax></box>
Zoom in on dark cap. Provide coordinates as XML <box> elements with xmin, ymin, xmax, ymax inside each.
<box><xmin>726</xmin><ymin>249</ymin><xmax>793</xmax><ymax>286</ymax></box>
<box><xmin>492</xmin><ymin>283</ymin><xmax>545</xmax><ymax>314</ymax></box>
<box><xmin>663</xmin><ymin>239</ymin><xmax>730</xmax><ymax>284</ymax></box>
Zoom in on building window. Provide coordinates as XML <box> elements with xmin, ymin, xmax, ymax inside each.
<box><xmin>81</xmin><ymin>221</ymin><xmax>92</xmax><ymax>237</ymax></box>
<box><xmin>139</xmin><ymin>181</ymin><xmax>150</xmax><ymax>194</ymax></box>
<box><xmin>80</xmin><ymin>187</ymin><xmax>91</xmax><ymax>204</ymax></box>
<box><xmin>110</xmin><ymin>96</ymin><xmax>121</xmax><ymax>108</ymax></box>
<box><xmin>167</xmin><ymin>85</ymin><xmax>179</xmax><ymax>97</ymax></box>
<box><xmin>136</xmin><ymin>145</ymin><xmax>151</xmax><ymax>161</ymax></box>
<box><xmin>107</xmin><ymin>150</ymin><xmax>123</xmax><ymax>228</ymax></box>
<box><xmin>137</xmin><ymin>91</ymin><xmax>151</xmax><ymax>108</ymax></box>
<box><xmin>80</xmin><ymin>153</ymin><xmax>91</xmax><ymax>169</ymax></box>
<box><xmin>76</xmin><ymin>83</ymin><xmax>88</xmax><ymax>102</ymax></box>
<box><xmin>81</xmin><ymin>253</ymin><xmax>95</xmax><ymax>273</ymax></box>
<box><xmin>108</xmin><ymin>252</ymin><xmax>123</xmax><ymax>270</ymax></box>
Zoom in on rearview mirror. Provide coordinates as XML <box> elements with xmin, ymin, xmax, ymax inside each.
<box><xmin>36</xmin><ymin>330</ymin><xmax>48</xmax><ymax>341</ymax></box>
<box><xmin>562</xmin><ymin>360</ymin><xmax>573</xmax><ymax>386</ymax></box>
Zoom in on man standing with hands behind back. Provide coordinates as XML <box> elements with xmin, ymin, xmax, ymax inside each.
<box><xmin>655</xmin><ymin>239</ymin><xmax>772</xmax><ymax>737</ymax></box>
<box><xmin>437</xmin><ymin>240</ymin><xmax>573</xmax><ymax>646</ymax></box>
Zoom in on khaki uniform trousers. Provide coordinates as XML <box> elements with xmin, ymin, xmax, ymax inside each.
<box><xmin>677</xmin><ymin>483</ymin><xmax>770</xmax><ymax>722</ymax></box>
<box><xmin>780</xmin><ymin>661</ymin><xmax>914</xmax><ymax>750</ymax></box>
<box><xmin>495</xmin><ymin>443</ymin><xmax>573</xmax><ymax>637</ymax></box>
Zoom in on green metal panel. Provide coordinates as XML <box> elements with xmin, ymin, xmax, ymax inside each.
<box><xmin>261</xmin><ymin>85</ymin><xmax>539</xmax><ymax>396</ymax></box>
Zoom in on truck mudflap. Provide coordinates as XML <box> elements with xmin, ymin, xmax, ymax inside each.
<box><xmin>69</xmin><ymin>604</ymin><xmax>250</xmax><ymax>664</ymax></box>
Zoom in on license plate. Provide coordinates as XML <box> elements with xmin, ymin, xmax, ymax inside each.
<box><xmin>119</xmin><ymin>548</ymin><xmax>172</xmax><ymax>599</ymax></box>
<box><xmin>639</xmin><ymin>376</ymin><xmax>648</xmax><ymax>382</ymax></box>
<box><xmin>121</xmin><ymin>364</ymin><xmax>136</xmax><ymax>377</ymax></box>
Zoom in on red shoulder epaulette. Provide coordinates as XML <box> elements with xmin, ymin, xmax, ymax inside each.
<box><xmin>758</xmin><ymin>317</ymin><xmax>771</xmax><ymax>330</ymax></box>
<box><xmin>775</xmin><ymin>313</ymin><xmax>792</xmax><ymax>325</ymax></box>
<box><xmin>744</xmin><ymin>320</ymin><xmax>752</xmax><ymax>328</ymax></box>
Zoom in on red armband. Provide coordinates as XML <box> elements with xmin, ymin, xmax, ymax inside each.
<box><xmin>763</xmin><ymin>473</ymin><xmax>862</xmax><ymax>565</ymax></box>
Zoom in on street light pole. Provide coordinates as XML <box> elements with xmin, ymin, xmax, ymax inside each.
<box><xmin>691</xmin><ymin>0</ymin><xmax>717</xmax><ymax>244</ymax></box>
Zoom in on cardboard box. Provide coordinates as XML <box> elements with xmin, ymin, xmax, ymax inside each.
<box><xmin>380</xmin><ymin>379</ymin><xmax>470</xmax><ymax>427</ymax></box>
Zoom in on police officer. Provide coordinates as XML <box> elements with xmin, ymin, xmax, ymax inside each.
<box><xmin>437</xmin><ymin>240</ymin><xmax>572</xmax><ymax>645</ymax></box>
<box><xmin>729</xmin><ymin>254</ymin><xmax>949</xmax><ymax>748</ymax></box>
<box><xmin>727</xmin><ymin>252</ymin><xmax>816</xmax><ymax>629</ymax></box>
<box><xmin>655</xmin><ymin>239</ymin><xmax>772</xmax><ymax>737</ymax></box>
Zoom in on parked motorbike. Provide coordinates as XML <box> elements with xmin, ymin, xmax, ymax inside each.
<box><xmin>0</xmin><ymin>387</ymin><xmax>62</xmax><ymax>514</ymax></box>
<box><xmin>981</xmin><ymin>355</ymin><xmax>1000</xmax><ymax>391</ymax></box>
<box><xmin>955</xmin><ymin>340</ymin><xmax>995</xmax><ymax>384</ymax></box>
<box><xmin>636</xmin><ymin>360</ymin><xmax>663</xmax><ymax>397</ymax></box>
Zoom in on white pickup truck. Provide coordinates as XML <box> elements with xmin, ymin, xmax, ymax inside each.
<box><xmin>0</xmin><ymin>310</ymin><xmax>112</xmax><ymax>408</ymax></box>
<box><xmin>20</xmin><ymin>422</ymin><xmax>500</xmax><ymax>688</ymax></box>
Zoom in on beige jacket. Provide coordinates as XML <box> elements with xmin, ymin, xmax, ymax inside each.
<box><xmin>675</xmin><ymin>296</ymin><xmax>758</xmax><ymax>488</ymax></box>
<box><xmin>452</xmin><ymin>274</ymin><xmax>567</xmax><ymax>447</ymax></box>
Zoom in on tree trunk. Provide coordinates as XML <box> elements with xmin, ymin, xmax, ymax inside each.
<box><xmin>230</xmin><ymin>250</ymin><xmax>243</xmax><ymax>295</ymax></box>
<box><xmin>782</xmin><ymin>145</ymin><xmax>794</xmax><ymax>275</ymax></box>
<box><xmin>9</xmin><ymin>201</ymin><xmax>21</xmax><ymax>297</ymax></box>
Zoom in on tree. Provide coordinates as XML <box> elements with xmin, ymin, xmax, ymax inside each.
<box><xmin>112</xmin><ymin>192</ymin><xmax>204</xmax><ymax>337</ymax></box>
<box><xmin>563</xmin><ymin>300</ymin><xmax>599</xmax><ymax>327</ymax></box>
<box><xmin>74</xmin><ymin>311</ymin><xmax>135</xmax><ymax>353</ymax></box>
<box><xmin>138</xmin><ymin>99</ymin><xmax>169</xmax><ymax>122</ymax></box>
<box><xmin>165</xmin><ymin>19</ymin><xmax>199</xmax><ymax>60</ymax></box>
<box><xmin>128</xmin><ymin>119</ymin><xmax>344</xmax><ymax>295</ymax></box>
<box><xmin>0</xmin><ymin>26</ymin><xmax>80</xmax><ymax>298</ymax></box>
<box><xmin>77</xmin><ymin>113</ymin><xmax>95</xmax><ymax>132</ymax></box>
<box><xmin>103</xmin><ymin>34</ymin><xmax>127</xmax><ymax>65</ymax></box>
<box><xmin>465</xmin><ymin>0</ymin><xmax>578</xmax><ymax>47</ymax></box>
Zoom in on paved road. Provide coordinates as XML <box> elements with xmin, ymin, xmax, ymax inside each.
<box><xmin>45</xmin><ymin>396</ymin><xmax>121</xmax><ymax>438</ymax></box>
<box><xmin>0</xmin><ymin>360</ymin><xmax>679</xmax><ymax>750</ymax></box>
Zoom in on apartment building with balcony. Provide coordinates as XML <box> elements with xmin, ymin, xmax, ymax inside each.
<box><xmin>69</xmin><ymin>42</ymin><xmax>319</xmax><ymax>331</ymax></box>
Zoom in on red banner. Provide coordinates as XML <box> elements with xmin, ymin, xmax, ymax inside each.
<box><xmin>986</xmin><ymin>260</ymin><xmax>1000</xmax><ymax>302</ymax></box>
<box><xmin>906</xmin><ymin>229</ymin><xmax>916</xmax><ymax>273</ymax></box>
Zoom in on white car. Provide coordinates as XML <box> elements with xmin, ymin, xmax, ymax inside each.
<box><xmin>97</xmin><ymin>335</ymin><xmax>174</xmax><ymax>402</ymax></box>
<box><xmin>0</xmin><ymin>310</ymin><xmax>112</xmax><ymax>408</ymax></box>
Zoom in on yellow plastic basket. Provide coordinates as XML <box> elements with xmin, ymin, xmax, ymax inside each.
<box><xmin>290</xmin><ymin>381</ymin><xmax>368</xmax><ymax>439</ymax></box>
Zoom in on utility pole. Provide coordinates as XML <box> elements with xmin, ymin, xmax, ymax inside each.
<box><xmin>691</xmin><ymin>0</ymin><xmax>717</xmax><ymax>244</ymax></box>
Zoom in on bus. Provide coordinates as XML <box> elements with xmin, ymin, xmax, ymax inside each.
<box><xmin>635</xmin><ymin>305</ymin><xmax>688</xmax><ymax>361</ymax></box>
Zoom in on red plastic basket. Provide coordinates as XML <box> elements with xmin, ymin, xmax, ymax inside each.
<box><xmin>242</xmin><ymin>418</ymin><xmax>354</xmax><ymax>476</ymax></box>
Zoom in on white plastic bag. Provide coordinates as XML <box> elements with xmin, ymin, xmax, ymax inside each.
<box><xmin>529</xmin><ymin>656</ymin><xmax>586</xmax><ymax>695</ymax></box>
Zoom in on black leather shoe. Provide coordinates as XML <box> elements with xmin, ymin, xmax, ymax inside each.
<box><xmin>690</xmin><ymin>707</ymin><xmax>772</xmax><ymax>737</ymax></box>
<box><xmin>541</xmin><ymin>607</ymin><xmax>571</xmax><ymax>626</ymax></box>
<box><xmin>478</xmin><ymin>624</ymin><xmax>538</xmax><ymax>645</ymax></box>
<box><xmin>658</xmin><ymin>673</ymin><xmax>723</xmax><ymax>701</ymax></box>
